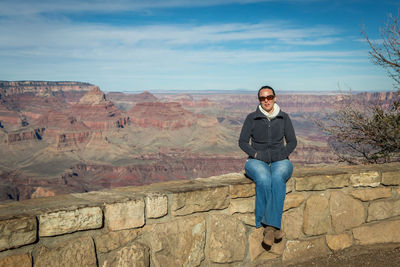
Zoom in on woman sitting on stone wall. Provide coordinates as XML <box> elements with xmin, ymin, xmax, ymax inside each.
<box><xmin>238</xmin><ymin>85</ymin><xmax>297</xmax><ymax>247</ymax></box>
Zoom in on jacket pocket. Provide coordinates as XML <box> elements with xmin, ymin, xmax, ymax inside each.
<box><xmin>256</xmin><ymin>150</ymin><xmax>271</xmax><ymax>163</ymax></box>
<box><xmin>271</xmin><ymin>148</ymin><xmax>288</xmax><ymax>162</ymax></box>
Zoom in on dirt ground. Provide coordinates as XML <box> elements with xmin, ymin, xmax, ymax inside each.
<box><xmin>287</xmin><ymin>243</ymin><xmax>400</xmax><ymax>267</ymax></box>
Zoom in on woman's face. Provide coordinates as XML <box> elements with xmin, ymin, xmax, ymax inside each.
<box><xmin>259</xmin><ymin>88</ymin><xmax>276</xmax><ymax>113</ymax></box>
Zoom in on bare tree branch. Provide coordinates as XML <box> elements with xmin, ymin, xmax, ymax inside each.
<box><xmin>315</xmin><ymin>13</ymin><xmax>400</xmax><ymax>164</ymax></box>
<box><xmin>363</xmin><ymin>12</ymin><xmax>400</xmax><ymax>87</ymax></box>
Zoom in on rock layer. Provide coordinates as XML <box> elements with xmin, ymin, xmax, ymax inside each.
<box><xmin>0</xmin><ymin>164</ymin><xmax>399</xmax><ymax>266</ymax></box>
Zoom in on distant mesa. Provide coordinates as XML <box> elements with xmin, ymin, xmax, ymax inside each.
<box><xmin>160</xmin><ymin>93</ymin><xmax>193</xmax><ymax>103</ymax></box>
<box><xmin>157</xmin><ymin>94</ymin><xmax>216</xmax><ymax>108</ymax></box>
<box><xmin>107</xmin><ymin>90</ymin><xmax>158</xmax><ymax>103</ymax></box>
<box><xmin>172</xmin><ymin>94</ymin><xmax>194</xmax><ymax>101</ymax></box>
<box><xmin>135</xmin><ymin>91</ymin><xmax>158</xmax><ymax>102</ymax></box>
<box><xmin>79</xmin><ymin>86</ymin><xmax>107</xmax><ymax>104</ymax></box>
<box><xmin>71</xmin><ymin>88</ymin><xmax>130</xmax><ymax>130</ymax></box>
<box><xmin>0</xmin><ymin>80</ymin><xmax>97</xmax><ymax>98</ymax></box>
<box><xmin>129</xmin><ymin>101</ymin><xmax>197</xmax><ymax>129</ymax></box>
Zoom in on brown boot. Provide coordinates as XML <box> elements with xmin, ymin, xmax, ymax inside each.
<box><xmin>263</xmin><ymin>226</ymin><xmax>274</xmax><ymax>246</ymax></box>
<box><xmin>274</xmin><ymin>229</ymin><xmax>285</xmax><ymax>241</ymax></box>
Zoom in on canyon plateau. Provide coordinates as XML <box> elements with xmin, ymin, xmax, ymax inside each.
<box><xmin>0</xmin><ymin>81</ymin><xmax>396</xmax><ymax>201</ymax></box>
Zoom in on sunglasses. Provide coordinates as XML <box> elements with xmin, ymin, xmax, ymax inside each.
<box><xmin>258</xmin><ymin>95</ymin><xmax>275</xmax><ymax>101</ymax></box>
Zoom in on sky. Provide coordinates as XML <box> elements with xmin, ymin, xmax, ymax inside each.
<box><xmin>0</xmin><ymin>0</ymin><xmax>399</xmax><ymax>92</ymax></box>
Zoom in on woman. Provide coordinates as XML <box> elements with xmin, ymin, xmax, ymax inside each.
<box><xmin>238</xmin><ymin>85</ymin><xmax>297</xmax><ymax>246</ymax></box>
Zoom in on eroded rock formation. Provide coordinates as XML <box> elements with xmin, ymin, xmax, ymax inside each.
<box><xmin>129</xmin><ymin>101</ymin><xmax>196</xmax><ymax>129</ymax></box>
<box><xmin>0</xmin><ymin>81</ymin><xmax>397</xmax><ymax>202</ymax></box>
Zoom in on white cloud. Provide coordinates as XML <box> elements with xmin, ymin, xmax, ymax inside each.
<box><xmin>0</xmin><ymin>14</ymin><xmax>341</xmax><ymax>52</ymax></box>
<box><xmin>0</xmin><ymin>0</ymin><xmax>390</xmax><ymax>92</ymax></box>
<box><xmin>0</xmin><ymin>0</ymin><xmax>319</xmax><ymax>16</ymax></box>
<box><xmin>0</xmin><ymin>18</ymin><xmax>356</xmax><ymax>76</ymax></box>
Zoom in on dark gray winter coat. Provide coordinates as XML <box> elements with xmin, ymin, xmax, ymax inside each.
<box><xmin>238</xmin><ymin>107</ymin><xmax>297</xmax><ymax>163</ymax></box>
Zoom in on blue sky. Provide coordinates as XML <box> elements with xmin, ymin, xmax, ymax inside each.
<box><xmin>0</xmin><ymin>0</ymin><xmax>399</xmax><ymax>92</ymax></box>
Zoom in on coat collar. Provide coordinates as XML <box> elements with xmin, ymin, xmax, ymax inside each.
<box><xmin>253</xmin><ymin>106</ymin><xmax>284</xmax><ymax>119</ymax></box>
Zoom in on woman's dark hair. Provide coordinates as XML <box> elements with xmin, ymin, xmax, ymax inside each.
<box><xmin>258</xmin><ymin>85</ymin><xmax>275</xmax><ymax>97</ymax></box>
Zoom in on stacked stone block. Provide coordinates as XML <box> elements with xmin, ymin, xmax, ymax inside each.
<box><xmin>0</xmin><ymin>164</ymin><xmax>399</xmax><ymax>266</ymax></box>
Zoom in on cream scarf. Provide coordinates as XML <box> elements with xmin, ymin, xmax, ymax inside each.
<box><xmin>258</xmin><ymin>103</ymin><xmax>280</xmax><ymax>121</ymax></box>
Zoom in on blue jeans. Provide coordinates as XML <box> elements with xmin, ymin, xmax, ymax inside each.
<box><xmin>245</xmin><ymin>159</ymin><xmax>293</xmax><ymax>229</ymax></box>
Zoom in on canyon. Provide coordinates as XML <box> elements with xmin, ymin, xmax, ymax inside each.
<box><xmin>0</xmin><ymin>81</ymin><xmax>397</xmax><ymax>201</ymax></box>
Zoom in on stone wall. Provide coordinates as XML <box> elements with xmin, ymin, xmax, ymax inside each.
<box><xmin>0</xmin><ymin>162</ymin><xmax>399</xmax><ymax>266</ymax></box>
